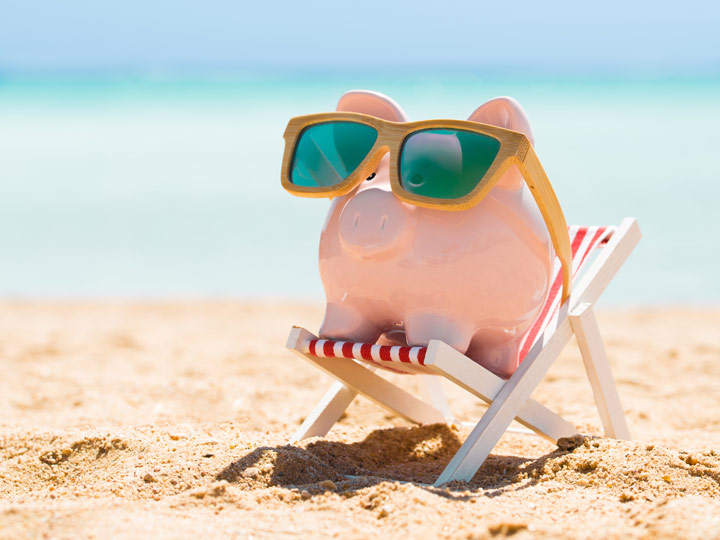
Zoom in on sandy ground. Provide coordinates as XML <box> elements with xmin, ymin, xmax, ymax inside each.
<box><xmin>0</xmin><ymin>301</ymin><xmax>719</xmax><ymax>539</ymax></box>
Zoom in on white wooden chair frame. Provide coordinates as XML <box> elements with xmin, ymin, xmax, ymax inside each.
<box><xmin>286</xmin><ymin>218</ymin><xmax>641</xmax><ymax>486</ymax></box>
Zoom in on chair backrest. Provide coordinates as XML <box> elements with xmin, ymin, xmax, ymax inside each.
<box><xmin>518</xmin><ymin>226</ymin><xmax>614</xmax><ymax>361</ymax></box>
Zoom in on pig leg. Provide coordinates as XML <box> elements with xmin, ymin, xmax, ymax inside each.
<box><xmin>404</xmin><ymin>313</ymin><xmax>474</xmax><ymax>354</ymax></box>
<box><xmin>319</xmin><ymin>302</ymin><xmax>383</xmax><ymax>343</ymax></box>
<box><xmin>466</xmin><ymin>329</ymin><xmax>525</xmax><ymax>379</ymax></box>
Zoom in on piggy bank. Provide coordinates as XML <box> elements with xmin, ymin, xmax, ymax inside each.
<box><xmin>316</xmin><ymin>91</ymin><xmax>553</xmax><ymax>379</ymax></box>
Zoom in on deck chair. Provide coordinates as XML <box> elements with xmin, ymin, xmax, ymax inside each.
<box><xmin>286</xmin><ymin>217</ymin><xmax>641</xmax><ymax>486</ymax></box>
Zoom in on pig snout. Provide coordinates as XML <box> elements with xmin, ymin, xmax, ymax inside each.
<box><xmin>338</xmin><ymin>188</ymin><xmax>413</xmax><ymax>259</ymax></box>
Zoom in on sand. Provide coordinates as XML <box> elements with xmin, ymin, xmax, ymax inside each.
<box><xmin>0</xmin><ymin>301</ymin><xmax>719</xmax><ymax>539</ymax></box>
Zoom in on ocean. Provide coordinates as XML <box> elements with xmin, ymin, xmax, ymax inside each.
<box><xmin>0</xmin><ymin>73</ymin><xmax>718</xmax><ymax>304</ymax></box>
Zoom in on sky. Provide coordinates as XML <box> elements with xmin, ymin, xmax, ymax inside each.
<box><xmin>0</xmin><ymin>0</ymin><xmax>718</xmax><ymax>73</ymax></box>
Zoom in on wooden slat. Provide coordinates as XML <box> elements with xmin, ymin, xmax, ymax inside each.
<box><xmin>571</xmin><ymin>218</ymin><xmax>642</xmax><ymax>306</ymax></box>
<box><xmin>426</xmin><ymin>340</ymin><xmax>578</xmax><ymax>443</ymax></box>
<box><xmin>291</xmin><ymin>381</ymin><xmax>357</xmax><ymax>442</ymax></box>
<box><xmin>570</xmin><ymin>303</ymin><xmax>631</xmax><ymax>440</ymax></box>
<box><xmin>434</xmin><ymin>320</ymin><xmax>575</xmax><ymax>485</ymax></box>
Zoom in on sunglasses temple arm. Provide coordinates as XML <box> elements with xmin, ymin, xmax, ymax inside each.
<box><xmin>517</xmin><ymin>145</ymin><xmax>573</xmax><ymax>303</ymax></box>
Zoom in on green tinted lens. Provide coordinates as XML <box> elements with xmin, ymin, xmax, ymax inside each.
<box><xmin>290</xmin><ymin>122</ymin><xmax>378</xmax><ymax>187</ymax></box>
<box><xmin>399</xmin><ymin>129</ymin><xmax>501</xmax><ymax>199</ymax></box>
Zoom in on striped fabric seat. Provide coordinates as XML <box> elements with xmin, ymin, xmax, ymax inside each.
<box><xmin>305</xmin><ymin>226</ymin><xmax>614</xmax><ymax>374</ymax></box>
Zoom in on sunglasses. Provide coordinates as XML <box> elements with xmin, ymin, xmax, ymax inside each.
<box><xmin>281</xmin><ymin>111</ymin><xmax>573</xmax><ymax>302</ymax></box>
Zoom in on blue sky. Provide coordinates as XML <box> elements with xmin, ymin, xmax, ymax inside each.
<box><xmin>1</xmin><ymin>0</ymin><xmax>718</xmax><ymax>72</ymax></box>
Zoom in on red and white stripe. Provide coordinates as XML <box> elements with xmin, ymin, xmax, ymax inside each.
<box><xmin>305</xmin><ymin>226</ymin><xmax>614</xmax><ymax>373</ymax></box>
<box><xmin>517</xmin><ymin>225</ymin><xmax>614</xmax><ymax>359</ymax></box>
<box><xmin>307</xmin><ymin>338</ymin><xmax>427</xmax><ymax>365</ymax></box>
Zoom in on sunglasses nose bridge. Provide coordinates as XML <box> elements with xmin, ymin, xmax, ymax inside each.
<box><xmin>360</xmin><ymin>144</ymin><xmax>392</xmax><ymax>175</ymax></box>
<box><xmin>370</xmin><ymin>143</ymin><xmax>391</xmax><ymax>159</ymax></box>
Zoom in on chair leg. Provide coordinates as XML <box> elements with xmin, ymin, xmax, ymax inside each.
<box><xmin>434</xmin><ymin>318</ymin><xmax>575</xmax><ymax>486</ymax></box>
<box><xmin>291</xmin><ymin>381</ymin><xmax>357</xmax><ymax>443</ymax></box>
<box><xmin>569</xmin><ymin>303</ymin><xmax>631</xmax><ymax>440</ymax></box>
<box><xmin>428</xmin><ymin>340</ymin><xmax>578</xmax><ymax>443</ymax></box>
<box><xmin>418</xmin><ymin>375</ymin><xmax>453</xmax><ymax>422</ymax></box>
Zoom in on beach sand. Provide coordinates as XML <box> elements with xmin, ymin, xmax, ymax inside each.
<box><xmin>1</xmin><ymin>301</ymin><xmax>719</xmax><ymax>539</ymax></box>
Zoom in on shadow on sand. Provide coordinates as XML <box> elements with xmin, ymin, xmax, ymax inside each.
<box><xmin>217</xmin><ymin>423</ymin><xmax>574</xmax><ymax>498</ymax></box>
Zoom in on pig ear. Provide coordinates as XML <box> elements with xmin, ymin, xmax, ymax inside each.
<box><xmin>467</xmin><ymin>96</ymin><xmax>534</xmax><ymax>146</ymax></box>
<box><xmin>468</xmin><ymin>97</ymin><xmax>534</xmax><ymax>190</ymax></box>
<box><xmin>336</xmin><ymin>90</ymin><xmax>409</xmax><ymax>122</ymax></box>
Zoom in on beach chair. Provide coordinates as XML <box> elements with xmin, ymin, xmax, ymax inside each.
<box><xmin>286</xmin><ymin>218</ymin><xmax>641</xmax><ymax>486</ymax></box>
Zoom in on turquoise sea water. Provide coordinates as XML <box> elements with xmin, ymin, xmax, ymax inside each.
<box><xmin>0</xmin><ymin>73</ymin><xmax>718</xmax><ymax>304</ymax></box>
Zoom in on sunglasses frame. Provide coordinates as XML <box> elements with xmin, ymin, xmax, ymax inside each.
<box><xmin>281</xmin><ymin>112</ymin><xmax>573</xmax><ymax>302</ymax></box>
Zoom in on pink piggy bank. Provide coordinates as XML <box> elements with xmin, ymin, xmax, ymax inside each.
<box><xmin>317</xmin><ymin>91</ymin><xmax>553</xmax><ymax>379</ymax></box>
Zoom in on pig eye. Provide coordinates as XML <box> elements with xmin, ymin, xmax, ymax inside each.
<box><xmin>365</xmin><ymin>173</ymin><xmax>376</xmax><ymax>181</ymax></box>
